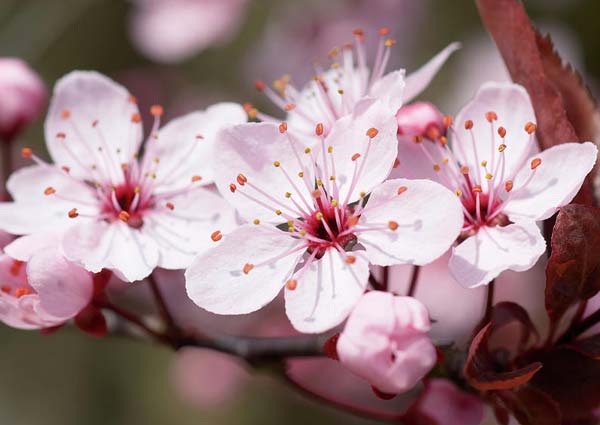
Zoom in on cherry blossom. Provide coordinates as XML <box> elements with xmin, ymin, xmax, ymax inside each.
<box><xmin>393</xmin><ymin>81</ymin><xmax>598</xmax><ymax>288</ymax></box>
<box><xmin>337</xmin><ymin>291</ymin><xmax>437</xmax><ymax>395</ymax></box>
<box><xmin>0</xmin><ymin>249</ymin><xmax>92</xmax><ymax>330</ymax></box>
<box><xmin>185</xmin><ymin>99</ymin><xmax>463</xmax><ymax>333</ymax></box>
<box><xmin>0</xmin><ymin>71</ymin><xmax>244</xmax><ymax>282</ymax></box>
<box><xmin>251</xmin><ymin>28</ymin><xmax>459</xmax><ymax>137</ymax></box>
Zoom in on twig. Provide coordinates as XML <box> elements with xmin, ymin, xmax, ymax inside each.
<box><xmin>147</xmin><ymin>273</ymin><xmax>180</xmax><ymax>342</ymax></box>
<box><xmin>406</xmin><ymin>266</ymin><xmax>421</xmax><ymax>297</ymax></box>
<box><xmin>557</xmin><ymin>308</ymin><xmax>600</xmax><ymax>344</ymax></box>
<box><xmin>101</xmin><ymin>301</ymin><xmax>170</xmax><ymax>345</ymax></box>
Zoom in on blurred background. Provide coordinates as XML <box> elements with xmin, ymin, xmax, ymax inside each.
<box><xmin>0</xmin><ymin>0</ymin><xmax>599</xmax><ymax>423</ymax></box>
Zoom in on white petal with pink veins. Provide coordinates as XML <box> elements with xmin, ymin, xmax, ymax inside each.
<box><xmin>185</xmin><ymin>225</ymin><xmax>304</xmax><ymax>315</ymax></box>
<box><xmin>359</xmin><ymin>179</ymin><xmax>463</xmax><ymax>266</ymax></box>
<box><xmin>45</xmin><ymin>71</ymin><xmax>142</xmax><ymax>182</ymax></box>
<box><xmin>368</xmin><ymin>69</ymin><xmax>406</xmax><ymax>113</ymax></box>
<box><xmin>504</xmin><ymin>142</ymin><xmax>597</xmax><ymax>222</ymax></box>
<box><xmin>285</xmin><ymin>249</ymin><xmax>369</xmax><ymax>334</ymax></box>
<box><xmin>449</xmin><ymin>221</ymin><xmax>546</xmax><ymax>288</ymax></box>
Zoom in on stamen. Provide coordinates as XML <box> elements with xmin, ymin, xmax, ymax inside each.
<box><xmin>211</xmin><ymin>230</ymin><xmax>222</xmax><ymax>242</ymax></box>
<box><xmin>243</xmin><ymin>263</ymin><xmax>254</xmax><ymax>274</ymax></box>
<box><xmin>68</xmin><ymin>208</ymin><xmax>79</xmax><ymax>218</ymax></box>
<box><xmin>531</xmin><ymin>158</ymin><xmax>542</xmax><ymax>169</ymax></box>
<box><xmin>286</xmin><ymin>279</ymin><xmax>298</xmax><ymax>290</ymax></box>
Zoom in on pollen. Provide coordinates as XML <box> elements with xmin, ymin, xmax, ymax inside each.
<box><xmin>485</xmin><ymin>111</ymin><xmax>498</xmax><ymax>122</ymax></box>
<box><xmin>275</xmin><ymin>209</ymin><xmax>282</xmax><ymax>216</ymax></box>
<box><xmin>286</xmin><ymin>279</ymin><xmax>298</xmax><ymax>290</ymax></box>
<box><xmin>68</xmin><ymin>208</ymin><xmax>79</xmax><ymax>218</ymax></box>
<box><xmin>285</xmin><ymin>192</ymin><xmax>292</xmax><ymax>198</ymax></box>
<box><xmin>236</xmin><ymin>174</ymin><xmax>247</xmax><ymax>185</ymax></box>
<box><xmin>498</xmin><ymin>127</ymin><xmax>507</xmax><ymax>138</ymax></box>
<box><xmin>273</xmin><ymin>161</ymin><xmax>281</xmax><ymax>167</ymax></box>
<box><xmin>304</xmin><ymin>147</ymin><xmax>311</xmax><ymax>154</ymax></box>
<box><xmin>455</xmin><ymin>189</ymin><xmax>462</xmax><ymax>196</ymax></box>
<box><xmin>279</xmin><ymin>122</ymin><xmax>287</xmax><ymax>133</ymax></box>
<box><xmin>21</xmin><ymin>148</ymin><xmax>32</xmax><ymax>158</ymax></box>
<box><xmin>388</xmin><ymin>221</ymin><xmax>399</xmax><ymax>231</ymax></box>
<box><xmin>351</xmin><ymin>153</ymin><xmax>361</xmax><ymax>161</ymax></box>
<box><xmin>15</xmin><ymin>288</ymin><xmax>32</xmax><ymax>298</ymax></box>
<box><xmin>525</xmin><ymin>122</ymin><xmax>537</xmax><ymax>134</ymax></box>
<box><xmin>229</xmin><ymin>183</ymin><xmax>237</xmax><ymax>193</ymax></box>
<box><xmin>44</xmin><ymin>187</ymin><xmax>56</xmax><ymax>196</ymax></box>
<box><xmin>243</xmin><ymin>263</ymin><xmax>254</xmax><ymax>274</ymax></box>
<box><xmin>505</xmin><ymin>180</ymin><xmax>513</xmax><ymax>192</ymax></box>
<box><xmin>531</xmin><ymin>158</ymin><xmax>542</xmax><ymax>169</ymax></box>
<box><xmin>118</xmin><ymin>211</ymin><xmax>130</xmax><ymax>222</ymax></box>
<box><xmin>165</xmin><ymin>202</ymin><xmax>174</xmax><ymax>210</ymax></box>
<box><xmin>211</xmin><ymin>230</ymin><xmax>223</xmax><ymax>242</ymax></box>
<box><xmin>346</xmin><ymin>255</ymin><xmax>357</xmax><ymax>264</ymax></box>
<box><xmin>464</xmin><ymin>120</ymin><xmax>473</xmax><ymax>130</ymax></box>
<box><xmin>316</xmin><ymin>123</ymin><xmax>324</xmax><ymax>136</ymax></box>
<box><xmin>61</xmin><ymin>109</ymin><xmax>71</xmax><ymax>119</ymax></box>
<box><xmin>253</xmin><ymin>219</ymin><xmax>260</xmax><ymax>225</ymax></box>
<box><xmin>498</xmin><ymin>144</ymin><xmax>507</xmax><ymax>152</ymax></box>
<box><xmin>131</xmin><ymin>113</ymin><xmax>142</xmax><ymax>123</ymax></box>
<box><xmin>366</xmin><ymin>127</ymin><xmax>379</xmax><ymax>139</ymax></box>
<box><xmin>397</xmin><ymin>186</ymin><xmax>408</xmax><ymax>195</ymax></box>
<box><xmin>433</xmin><ymin>164</ymin><xmax>441</xmax><ymax>172</ymax></box>
<box><xmin>191</xmin><ymin>175</ymin><xmax>202</xmax><ymax>182</ymax></box>
<box><xmin>150</xmin><ymin>105</ymin><xmax>164</xmax><ymax>117</ymax></box>
<box><xmin>485</xmin><ymin>173</ymin><xmax>493</xmax><ymax>180</ymax></box>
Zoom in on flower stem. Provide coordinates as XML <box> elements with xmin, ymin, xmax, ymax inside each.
<box><xmin>147</xmin><ymin>273</ymin><xmax>180</xmax><ymax>342</ymax></box>
<box><xmin>557</xmin><ymin>307</ymin><xmax>600</xmax><ymax>344</ymax></box>
<box><xmin>101</xmin><ymin>301</ymin><xmax>170</xmax><ymax>345</ymax></box>
<box><xmin>407</xmin><ymin>266</ymin><xmax>421</xmax><ymax>297</ymax></box>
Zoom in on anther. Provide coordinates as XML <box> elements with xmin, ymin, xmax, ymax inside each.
<box><xmin>351</xmin><ymin>153</ymin><xmax>361</xmax><ymax>161</ymax></box>
<box><xmin>279</xmin><ymin>122</ymin><xmax>287</xmax><ymax>133</ymax></box>
<box><xmin>505</xmin><ymin>181</ymin><xmax>513</xmax><ymax>192</ymax></box>
<box><xmin>378</xmin><ymin>27</ymin><xmax>391</xmax><ymax>36</ymax></box>
<box><xmin>275</xmin><ymin>209</ymin><xmax>282</xmax><ymax>215</ymax></box>
<box><xmin>481</xmin><ymin>160</ymin><xmax>487</xmax><ymax>167</ymax></box>
<box><xmin>285</xmin><ymin>192</ymin><xmax>292</xmax><ymax>198</ymax></box>
<box><xmin>443</xmin><ymin>115</ymin><xmax>453</xmax><ymax>128</ymax></box>
<box><xmin>196</xmin><ymin>134</ymin><xmax>204</xmax><ymax>140</ymax></box>
<box><xmin>498</xmin><ymin>127</ymin><xmax>506</xmax><ymax>138</ymax></box>
<box><xmin>384</xmin><ymin>39</ymin><xmax>396</xmax><ymax>47</ymax></box>
<box><xmin>211</xmin><ymin>230</ymin><xmax>223</xmax><ymax>242</ymax></box>
<box><xmin>286</xmin><ymin>279</ymin><xmax>298</xmax><ymax>290</ymax></box>
<box><xmin>525</xmin><ymin>122</ymin><xmax>537</xmax><ymax>134</ymax></box>
<box><xmin>44</xmin><ymin>187</ymin><xmax>56</xmax><ymax>196</ymax></box>
<box><xmin>119</xmin><ymin>211</ymin><xmax>130</xmax><ymax>222</ymax></box>
<box><xmin>131</xmin><ymin>113</ymin><xmax>142</xmax><ymax>123</ymax></box>
<box><xmin>316</xmin><ymin>123</ymin><xmax>324</xmax><ymax>136</ymax></box>
<box><xmin>439</xmin><ymin>136</ymin><xmax>448</xmax><ymax>146</ymax></box>
<box><xmin>472</xmin><ymin>185</ymin><xmax>482</xmax><ymax>193</ymax></box>
<box><xmin>273</xmin><ymin>161</ymin><xmax>281</xmax><ymax>167</ymax></box>
<box><xmin>366</xmin><ymin>128</ymin><xmax>379</xmax><ymax>139</ymax></box>
<box><xmin>312</xmin><ymin>189</ymin><xmax>322</xmax><ymax>199</ymax></box>
<box><xmin>388</xmin><ymin>221</ymin><xmax>399</xmax><ymax>231</ymax></box>
<box><xmin>191</xmin><ymin>175</ymin><xmax>202</xmax><ymax>182</ymax></box>
<box><xmin>455</xmin><ymin>189</ymin><xmax>462</xmax><ymax>196</ymax></box>
<box><xmin>485</xmin><ymin>111</ymin><xmax>498</xmax><ymax>122</ymax></box>
<box><xmin>485</xmin><ymin>173</ymin><xmax>493</xmax><ymax>180</ymax></box>
<box><xmin>498</xmin><ymin>144</ymin><xmax>507</xmax><ymax>152</ymax></box>
<box><xmin>61</xmin><ymin>110</ymin><xmax>71</xmax><ymax>119</ymax></box>
<box><xmin>315</xmin><ymin>212</ymin><xmax>324</xmax><ymax>220</ymax></box>
<box><xmin>62</xmin><ymin>166</ymin><xmax>70</xmax><ymax>173</ymax></box>
<box><xmin>327</xmin><ymin>146</ymin><xmax>333</xmax><ymax>153</ymax></box>
<box><xmin>150</xmin><ymin>105</ymin><xmax>163</xmax><ymax>117</ymax></box>
<box><xmin>236</xmin><ymin>174</ymin><xmax>247</xmax><ymax>186</ymax></box>
<box><xmin>304</xmin><ymin>147</ymin><xmax>311</xmax><ymax>154</ymax></box>
<box><xmin>433</xmin><ymin>164</ymin><xmax>441</xmax><ymax>172</ymax></box>
<box><xmin>393</xmin><ymin>158</ymin><xmax>400</xmax><ymax>168</ymax></box>
<box><xmin>15</xmin><ymin>288</ymin><xmax>32</xmax><ymax>298</ymax></box>
<box><xmin>460</xmin><ymin>166</ymin><xmax>470</xmax><ymax>175</ymax></box>
<box><xmin>229</xmin><ymin>184</ymin><xmax>237</xmax><ymax>193</ymax></box>
<box><xmin>348</xmin><ymin>216</ymin><xmax>359</xmax><ymax>226</ymax></box>
<box><xmin>397</xmin><ymin>186</ymin><xmax>408</xmax><ymax>195</ymax></box>
<box><xmin>128</xmin><ymin>95</ymin><xmax>138</xmax><ymax>104</ymax></box>
<box><xmin>165</xmin><ymin>202</ymin><xmax>174</xmax><ymax>210</ymax></box>
<box><xmin>1</xmin><ymin>285</ymin><xmax>10</xmax><ymax>294</ymax></box>
<box><xmin>413</xmin><ymin>135</ymin><xmax>423</xmax><ymax>143</ymax></box>
<box><xmin>254</xmin><ymin>80</ymin><xmax>265</xmax><ymax>91</ymax></box>
<box><xmin>21</xmin><ymin>148</ymin><xmax>32</xmax><ymax>158</ymax></box>
<box><xmin>253</xmin><ymin>219</ymin><xmax>260</xmax><ymax>225</ymax></box>
<box><xmin>346</xmin><ymin>255</ymin><xmax>357</xmax><ymax>264</ymax></box>
<box><xmin>68</xmin><ymin>208</ymin><xmax>79</xmax><ymax>218</ymax></box>
<box><xmin>465</xmin><ymin>120</ymin><xmax>473</xmax><ymax>130</ymax></box>
<box><xmin>243</xmin><ymin>263</ymin><xmax>254</xmax><ymax>274</ymax></box>
<box><xmin>531</xmin><ymin>158</ymin><xmax>542</xmax><ymax>169</ymax></box>
<box><xmin>92</xmin><ymin>120</ymin><xmax>99</xmax><ymax>128</ymax></box>
<box><xmin>284</xmin><ymin>103</ymin><xmax>296</xmax><ymax>111</ymax></box>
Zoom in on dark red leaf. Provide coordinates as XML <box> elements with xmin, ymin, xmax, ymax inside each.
<box><xmin>40</xmin><ymin>324</ymin><xmax>65</xmax><ymax>336</ymax></box>
<box><xmin>496</xmin><ymin>386</ymin><xmax>561</xmax><ymax>425</ymax></box>
<box><xmin>74</xmin><ymin>305</ymin><xmax>108</xmax><ymax>338</ymax></box>
<box><xmin>492</xmin><ymin>302</ymin><xmax>540</xmax><ymax>348</ymax></box>
<box><xmin>568</xmin><ymin>334</ymin><xmax>600</xmax><ymax>359</ymax></box>
<box><xmin>545</xmin><ymin>205</ymin><xmax>600</xmax><ymax>322</ymax></box>
<box><xmin>476</xmin><ymin>0</ymin><xmax>596</xmax><ymax>205</ymax></box>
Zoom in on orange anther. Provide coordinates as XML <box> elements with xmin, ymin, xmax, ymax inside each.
<box><xmin>150</xmin><ymin>105</ymin><xmax>164</xmax><ymax>117</ymax></box>
<box><xmin>505</xmin><ymin>180</ymin><xmax>513</xmax><ymax>192</ymax></box>
<box><xmin>346</xmin><ymin>255</ymin><xmax>357</xmax><ymax>264</ymax></box>
<box><xmin>62</xmin><ymin>166</ymin><xmax>71</xmax><ymax>173</ymax></box>
<box><xmin>165</xmin><ymin>202</ymin><xmax>174</xmax><ymax>210</ymax></box>
<box><xmin>211</xmin><ymin>230</ymin><xmax>222</xmax><ymax>242</ymax></box>
<box><xmin>366</xmin><ymin>127</ymin><xmax>379</xmax><ymax>139</ymax></box>
<box><xmin>531</xmin><ymin>158</ymin><xmax>542</xmax><ymax>169</ymax></box>
<box><xmin>286</xmin><ymin>279</ymin><xmax>298</xmax><ymax>290</ymax></box>
<box><xmin>439</xmin><ymin>136</ymin><xmax>448</xmax><ymax>146</ymax></box>
<box><xmin>378</xmin><ymin>27</ymin><xmax>391</xmax><ymax>36</ymax></box>
<box><xmin>525</xmin><ymin>122</ymin><xmax>537</xmax><ymax>134</ymax></box>
<box><xmin>397</xmin><ymin>186</ymin><xmax>408</xmax><ymax>195</ymax></box>
<box><xmin>68</xmin><ymin>208</ymin><xmax>79</xmax><ymax>218</ymax></box>
<box><xmin>131</xmin><ymin>113</ymin><xmax>141</xmax><ymax>123</ymax></box>
<box><xmin>384</xmin><ymin>38</ymin><xmax>396</xmax><ymax>47</ymax></box>
<box><xmin>128</xmin><ymin>95</ymin><xmax>138</xmax><ymax>104</ymax></box>
<box><xmin>443</xmin><ymin>115</ymin><xmax>453</xmax><ymax>128</ymax></box>
<box><xmin>118</xmin><ymin>211</ymin><xmax>130</xmax><ymax>222</ymax></box>
<box><xmin>1</xmin><ymin>285</ymin><xmax>10</xmax><ymax>294</ymax></box>
<box><xmin>460</xmin><ymin>166</ymin><xmax>470</xmax><ymax>175</ymax></box>
<box><xmin>388</xmin><ymin>221</ymin><xmax>399</xmax><ymax>231</ymax></box>
<box><xmin>351</xmin><ymin>153</ymin><xmax>361</xmax><ymax>161</ymax></box>
<box><xmin>229</xmin><ymin>183</ymin><xmax>237</xmax><ymax>193</ymax></box>
<box><xmin>472</xmin><ymin>185</ymin><xmax>482</xmax><ymax>193</ymax></box>
<box><xmin>498</xmin><ymin>126</ymin><xmax>506</xmax><ymax>138</ymax></box>
<box><xmin>348</xmin><ymin>216</ymin><xmax>359</xmax><ymax>226</ymax></box>
<box><xmin>61</xmin><ymin>110</ymin><xmax>71</xmax><ymax>119</ymax></box>
<box><xmin>485</xmin><ymin>111</ymin><xmax>498</xmax><ymax>122</ymax></box>
<box><xmin>44</xmin><ymin>187</ymin><xmax>56</xmax><ymax>196</ymax></box>
<box><xmin>393</xmin><ymin>158</ymin><xmax>400</xmax><ymax>168</ymax></box>
<box><xmin>315</xmin><ymin>123</ymin><xmax>324</xmax><ymax>136</ymax></box>
<box><xmin>284</xmin><ymin>103</ymin><xmax>296</xmax><ymax>111</ymax></box>
<box><xmin>255</xmin><ymin>80</ymin><xmax>265</xmax><ymax>91</ymax></box>
<box><xmin>21</xmin><ymin>148</ymin><xmax>32</xmax><ymax>158</ymax></box>
<box><xmin>15</xmin><ymin>287</ymin><xmax>32</xmax><ymax>298</ymax></box>
<box><xmin>279</xmin><ymin>122</ymin><xmax>288</xmax><ymax>133</ymax></box>
<box><xmin>311</xmin><ymin>189</ymin><xmax>322</xmax><ymax>199</ymax></box>
<box><xmin>464</xmin><ymin>120</ymin><xmax>473</xmax><ymax>130</ymax></box>
<box><xmin>237</xmin><ymin>174</ymin><xmax>247</xmax><ymax>185</ymax></box>
<box><xmin>191</xmin><ymin>175</ymin><xmax>202</xmax><ymax>182</ymax></box>
<box><xmin>196</xmin><ymin>134</ymin><xmax>204</xmax><ymax>139</ymax></box>
<box><xmin>243</xmin><ymin>263</ymin><xmax>254</xmax><ymax>274</ymax></box>
<box><xmin>498</xmin><ymin>144</ymin><xmax>507</xmax><ymax>152</ymax></box>
<box><xmin>56</xmin><ymin>132</ymin><xmax>66</xmax><ymax>139</ymax></box>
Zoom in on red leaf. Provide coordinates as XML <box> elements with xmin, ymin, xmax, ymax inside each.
<box><xmin>40</xmin><ymin>324</ymin><xmax>65</xmax><ymax>336</ymax></box>
<box><xmin>495</xmin><ymin>386</ymin><xmax>561</xmax><ymax>425</ymax></box>
<box><xmin>545</xmin><ymin>205</ymin><xmax>600</xmax><ymax>322</ymax></box>
<box><xmin>74</xmin><ymin>305</ymin><xmax>108</xmax><ymax>338</ymax></box>
<box><xmin>568</xmin><ymin>334</ymin><xmax>600</xmax><ymax>359</ymax></box>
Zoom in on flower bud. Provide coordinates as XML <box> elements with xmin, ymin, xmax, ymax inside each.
<box><xmin>396</xmin><ymin>102</ymin><xmax>444</xmax><ymax>140</ymax></box>
<box><xmin>0</xmin><ymin>58</ymin><xmax>47</xmax><ymax>141</ymax></box>
<box><xmin>337</xmin><ymin>291</ymin><xmax>437</xmax><ymax>395</ymax></box>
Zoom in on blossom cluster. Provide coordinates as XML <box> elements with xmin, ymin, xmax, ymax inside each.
<box><xmin>0</xmin><ymin>21</ymin><xmax>598</xmax><ymax>425</ymax></box>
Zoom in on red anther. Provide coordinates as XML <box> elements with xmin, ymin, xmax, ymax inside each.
<box><xmin>195</xmin><ymin>134</ymin><xmax>204</xmax><ymax>139</ymax></box>
<box><xmin>393</xmin><ymin>158</ymin><xmax>400</xmax><ymax>168</ymax></box>
<box><xmin>1</xmin><ymin>285</ymin><xmax>10</xmax><ymax>294</ymax></box>
<box><xmin>378</xmin><ymin>27</ymin><xmax>391</xmax><ymax>36</ymax></box>
<box><xmin>10</xmin><ymin>260</ymin><xmax>23</xmax><ymax>276</ymax></box>
<box><xmin>242</xmin><ymin>102</ymin><xmax>253</xmax><ymax>112</ymax></box>
<box><xmin>118</xmin><ymin>211</ymin><xmax>130</xmax><ymax>222</ymax></box>
<box><xmin>464</xmin><ymin>120</ymin><xmax>474</xmax><ymax>130</ymax></box>
<box><xmin>346</xmin><ymin>255</ymin><xmax>356</xmax><ymax>264</ymax></box>
<box><xmin>425</xmin><ymin>126</ymin><xmax>441</xmax><ymax>141</ymax></box>
<box><xmin>191</xmin><ymin>175</ymin><xmax>202</xmax><ymax>182</ymax></box>
<box><xmin>284</xmin><ymin>103</ymin><xmax>296</xmax><ymax>111</ymax></box>
<box><xmin>68</xmin><ymin>208</ymin><xmax>79</xmax><ymax>218</ymax></box>
<box><xmin>243</xmin><ymin>263</ymin><xmax>254</xmax><ymax>274</ymax></box>
<box><xmin>131</xmin><ymin>113</ymin><xmax>141</xmax><ymax>123</ymax></box>
<box><xmin>44</xmin><ymin>187</ymin><xmax>56</xmax><ymax>196</ymax></box>
<box><xmin>211</xmin><ymin>230</ymin><xmax>223</xmax><ymax>242</ymax></box>
<box><xmin>15</xmin><ymin>287</ymin><xmax>32</xmax><ymax>298</ymax></box>
<box><xmin>150</xmin><ymin>105</ymin><xmax>164</xmax><ymax>117</ymax></box>
<box><xmin>165</xmin><ymin>202</ymin><xmax>174</xmax><ymax>210</ymax></box>
<box><xmin>92</xmin><ymin>120</ymin><xmax>99</xmax><ymax>127</ymax></box>
<box><xmin>229</xmin><ymin>183</ymin><xmax>237</xmax><ymax>193</ymax></box>
<box><xmin>279</xmin><ymin>122</ymin><xmax>288</xmax><ymax>133</ymax></box>
<box><xmin>531</xmin><ymin>158</ymin><xmax>542</xmax><ymax>169</ymax></box>
<box><xmin>62</xmin><ymin>166</ymin><xmax>70</xmax><ymax>173</ymax></box>
<box><xmin>366</xmin><ymin>127</ymin><xmax>379</xmax><ymax>139</ymax></box>
<box><xmin>485</xmin><ymin>111</ymin><xmax>498</xmax><ymax>122</ymax></box>
<box><xmin>351</xmin><ymin>153</ymin><xmax>361</xmax><ymax>161</ymax></box>
<box><xmin>388</xmin><ymin>221</ymin><xmax>399</xmax><ymax>231</ymax></box>
<box><xmin>442</xmin><ymin>115</ymin><xmax>453</xmax><ymax>128</ymax></box>
<box><xmin>21</xmin><ymin>148</ymin><xmax>32</xmax><ymax>158</ymax></box>
<box><xmin>254</xmin><ymin>80</ymin><xmax>265</xmax><ymax>91</ymax></box>
<box><xmin>127</xmin><ymin>95</ymin><xmax>138</xmax><ymax>104</ymax></box>
<box><xmin>353</xmin><ymin>28</ymin><xmax>365</xmax><ymax>37</ymax></box>
<box><xmin>498</xmin><ymin>126</ymin><xmax>507</xmax><ymax>138</ymax></box>
<box><xmin>397</xmin><ymin>186</ymin><xmax>408</xmax><ymax>195</ymax></box>
<box><xmin>505</xmin><ymin>180</ymin><xmax>513</xmax><ymax>192</ymax></box>
<box><xmin>315</xmin><ymin>123</ymin><xmax>324</xmax><ymax>136</ymax></box>
<box><xmin>460</xmin><ymin>166</ymin><xmax>470</xmax><ymax>175</ymax></box>
<box><xmin>237</xmin><ymin>174</ymin><xmax>247</xmax><ymax>186</ymax></box>
<box><xmin>525</xmin><ymin>121</ymin><xmax>537</xmax><ymax>134</ymax></box>
<box><xmin>472</xmin><ymin>185</ymin><xmax>483</xmax><ymax>193</ymax></box>
<box><xmin>56</xmin><ymin>132</ymin><xmax>66</xmax><ymax>139</ymax></box>
<box><xmin>286</xmin><ymin>279</ymin><xmax>297</xmax><ymax>290</ymax></box>
<box><xmin>61</xmin><ymin>110</ymin><xmax>71</xmax><ymax>119</ymax></box>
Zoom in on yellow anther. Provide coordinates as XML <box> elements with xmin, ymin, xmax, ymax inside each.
<box><xmin>253</xmin><ymin>219</ymin><xmax>260</xmax><ymax>225</ymax></box>
<box><xmin>481</xmin><ymin>160</ymin><xmax>487</xmax><ymax>167</ymax></box>
<box><xmin>275</xmin><ymin>209</ymin><xmax>282</xmax><ymax>215</ymax></box>
<box><xmin>273</xmin><ymin>161</ymin><xmax>281</xmax><ymax>167</ymax></box>
<box><xmin>285</xmin><ymin>192</ymin><xmax>292</xmax><ymax>198</ymax></box>
<box><xmin>485</xmin><ymin>173</ymin><xmax>493</xmax><ymax>180</ymax></box>
<box><xmin>304</xmin><ymin>147</ymin><xmax>311</xmax><ymax>154</ymax></box>
<box><xmin>316</xmin><ymin>212</ymin><xmax>323</xmax><ymax>220</ymax></box>
<box><xmin>455</xmin><ymin>189</ymin><xmax>462</xmax><ymax>197</ymax></box>
<box><xmin>298</xmin><ymin>171</ymin><xmax>304</xmax><ymax>177</ymax></box>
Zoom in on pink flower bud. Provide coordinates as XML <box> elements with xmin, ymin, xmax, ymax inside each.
<box><xmin>396</xmin><ymin>101</ymin><xmax>444</xmax><ymax>140</ymax></box>
<box><xmin>337</xmin><ymin>291</ymin><xmax>437</xmax><ymax>395</ymax></box>
<box><xmin>0</xmin><ymin>58</ymin><xmax>47</xmax><ymax>141</ymax></box>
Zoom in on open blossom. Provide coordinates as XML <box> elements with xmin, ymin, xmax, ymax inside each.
<box><xmin>0</xmin><ymin>71</ymin><xmax>244</xmax><ymax>282</ymax></box>
<box><xmin>337</xmin><ymin>291</ymin><xmax>437</xmax><ymax>395</ymax></box>
<box><xmin>393</xmin><ymin>82</ymin><xmax>598</xmax><ymax>288</ymax></box>
<box><xmin>252</xmin><ymin>28</ymin><xmax>459</xmax><ymax>136</ymax></box>
<box><xmin>0</xmin><ymin>249</ymin><xmax>92</xmax><ymax>330</ymax></box>
<box><xmin>0</xmin><ymin>58</ymin><xmax>47</xmax><ymax>142</ymax></box>
<box><xmin>185</xmin><ymin>99</ymin><xmax>463</xmax><ymax>333</ymax></box>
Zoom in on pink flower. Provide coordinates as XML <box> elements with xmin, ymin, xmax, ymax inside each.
<box><xmin>411</xmin><ymin>379</ymin><xmax>484</xmax><ymax>425</ymax></box>
<box><xmin>0</xmin><ymin>249</ymin><xmax>92</xmax><ymax>330</ymax></box>
<box><xmin>185</xmin><ymin>99</ymin><xmax>463</xmax><ymax>333</ymax></box>
<box><xmin>129</xmin><ymin>0</ymin><xmax>248</xmax><ymax>64</ymax></box>
<box><xmin>0</xmin><ymin>71</ymin><xmax>244</xmax><ymax>282</ymax></box>
<box><xmin>337</xmin><ymin>291</ymin><xmax>437</xmax><ymax>395</ymax></box>
<box><xmin>394</xmin><ymin>82</ymin><xmax>597</xmax><ymax>288</ymax></box>
<box><xmin>254</xmin><ymin>29</ymin><xmax>459</xmax><ymax>137</ymax></box>
<box><xmin>0</xmin><ymin>58</ymin><xmax>47</xmax><ymax>142</ymax></box>
<box><xmin>396</xmin><ymin>101</ymin><xmax>444</xmax><ymax>140</ymax></box>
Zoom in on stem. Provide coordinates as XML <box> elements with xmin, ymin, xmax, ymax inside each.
<box><xmin>147</xmin><ymin>273</ymin><xmax>180</xmax><ymax>341</ymax></box>
<box><xmin>382</xmin><ymin>266</ymin><xmax>389</xmax><ymax>291</ymax></box>
<box><xmin>557</xmin><ymin>308</ymin><xmax>600</xmax><ymax>344</ymax></box>
<box><xmin>483</xmin><ymin>280</ymin><xmax>495</xmax><ymax>324</ymax></box>
<box><xmin>1</xmin><ymin>138</ymin><xmax>13</xmax><ymax>196</ymax></box>
<box><xmin>101</xmin><ymin>301</ymin><xmax>170</xmax><ymax>345</ymax></box>
<box><xmin>406</xmin><ymin>266</ymin><xmax>421</xmax><ymax>297</ymax></box>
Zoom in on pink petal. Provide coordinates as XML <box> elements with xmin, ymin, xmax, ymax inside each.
<box><xmin>504</xmin><ymin>142</ymin><xmax>598</xmax><ymax>221</ymax></box>
<box><xmin>146</xmin><ymin>102</ymin><xmax>246</xmax><ymax>190</ymax></box>
<box><xmin>45</xmin><ymin>71</ymin><xmax>142</xmax><ymax>181</ymax></box>
<box><xmin>392</xmin><ymin>134</ymin><xmax>447</xmax><ymax>181</ymax></box>
<box><xmin>4</xmin><ymin>231</ymin><xmax>61</xmax><ymax>262</ymax></box>
<box><xmin>320</xmin><ymin>98</ymin><xmax>398</xmax><ymax>204</ymax></box>
<box><xmin>449</xmin><ymin>221</ymin><xmax>546</xmax><ymax>288</ymax></box>
<box><xmin>285</xmin><ymin>249</ymin><xmax>369</xmax><ymax>333</ymax></box>
<box><xmin>403</xmin><ymin>42</ymin><xmax>461</xmax><ymax>103</ymax></box>
<box><xmin>213</xmin><ymin>122</ymin><xmax>316</xmax><ymax>223</ymax></box>
<box><xmin>452</xmin><ymin>82</ymin><xmax>539</xmax><ymax>182</ymax></box>
<box><xmin>414</xmin><ymin>379</ymin><xmax>484</xmax><ymax>425</ymax></box>
<box><xmin>359</xmin><ymin>179</ymin><xmax>463</xmax><ymax>266</ymax></box>
<box><xmin>368</xmin><ymin>69</ymin><xmax>406</xmax><ymax>113</ymax></box>
<box><xmin>185</xmin><ymin>225</ymin><xmax>303</xmax><ymax>314</ymax></box>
